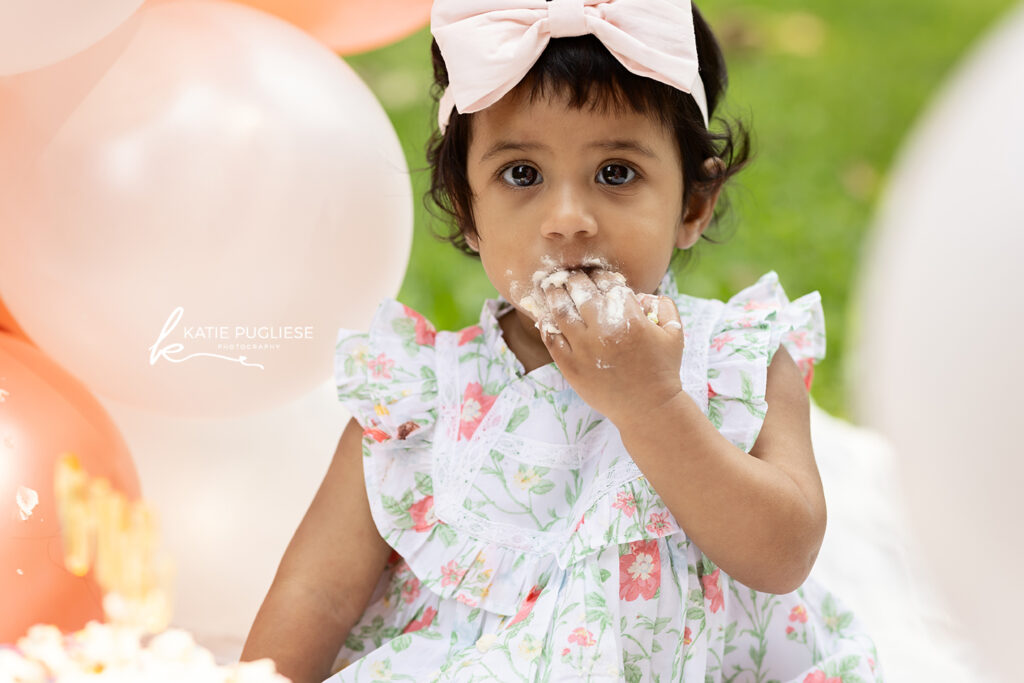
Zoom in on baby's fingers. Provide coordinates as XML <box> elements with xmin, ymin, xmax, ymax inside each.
<box><xmin>657</xmin><ymin>296</ymin><xmax>683</xmax><ymax>336</ymax></box>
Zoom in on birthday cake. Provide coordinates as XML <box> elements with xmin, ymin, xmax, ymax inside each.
<box><xmin>0</xmin><ymin>454</ymin><xmax>291</xmax><ymax>683</ymax></box>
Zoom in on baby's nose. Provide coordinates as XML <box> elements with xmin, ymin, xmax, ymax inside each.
<box><xmin>540</xmin><ymin>183</ymin><xmax>598</xmax><ymax>240</ymax></box>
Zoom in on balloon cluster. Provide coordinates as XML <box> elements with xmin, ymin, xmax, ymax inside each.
<box><xmin>0</xmin><ymin>0</ymin><xmax>423</xmax><ymax>657</ymax></box>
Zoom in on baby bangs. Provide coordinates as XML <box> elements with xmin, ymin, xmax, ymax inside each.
<box><xmin>424</xmin><ymin>4</ymin><xmax>753</xmax><ymax>262</ymax></box>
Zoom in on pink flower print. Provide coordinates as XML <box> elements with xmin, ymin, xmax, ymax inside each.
<box><xmin>619</xmin><ymin>539</ymin><xmax>661</xmax><ymax>601</ymax></box>
<box><xmin>386</xmin><ymin>549</ymin><xmax>402</xmax><ymax>568</ymax></box>
<box><xmin>796</xmin><ymin>358</ymin><xmax>815</xmax><ymax>391</ymax></box>
<box><xmin>367</xmin><ymin>352</ymin><xmax>395</xmax><ymax>379</ymax></box>
<box><xmin>789</xmin><ymin>604</ymin><xmax>808</xmax><ymax>623</ymax></box>
<box><xmin>743</xmin><ymin>299</ymin><xmax>774</xmax><ymax>311</ymax></box>
<box><xmin>738</xmin><ymin>316</ymin><xmax>756</xmax><ymax>328</ymax></box>
<box><xmin>401</xmin><ymin>575</ymin><xmax>421</xmax><ymax>603</ymax></box>
<box><xmin>868</xmin><ymin>657</ymin><xmax>876</xmax><ymax>672</ymax></box>
<box><xmin>612</xmin><ymin>491</ymin><xmax>636</xmax><ymax>518</ymax></box>
<box><xmin>402</xmin><ymin>304</ymin><xmax>436</xmax><ymax>346</ymax></box>
<box><xmin>785</xmin><ymin>625</ymin><xmax>796</xmax><ymax>638</ymax></box>
<box><xmin>786</xmin><ymin>329</ymin><xmax>810</xmax><ymax>349</ymax></box>
<box><xmin>710</xmin><ymin>333</ymin><xmax>734</xmax><ymax>352</ymax></box>
<box><xmin>568</xmin><ymin>627</ymin><xmax>595</xmax><ymax>647</ymax></box>
<box><xmin>441</xmin><ymin>560</ymin><xmax>467</xmax><ymax>587</ymax></box>
<box><xmin>363</xmin><ymin>427</ymin><xmax>390</xmax><ymax>443</ymax></box>
<box><xmin>458</xmin><ymin>325</ymin><xmax>483</xmax><ymax>346</ymax></box>
<box><xmin>402</xmin><ymin>606</ymin><xmax>437</xmax><ymax>634</ymax></box>
<box><xmin>702</xmin><ymin>568</ymin><xmax>724</xmax><ymax>613</ymax></box>
<box><xmin>560</xmin><ymin>648</ymin><xmax>570</xmax><ymax>657</ymax></box>
<box><xmin>802</xmin><ymin>672</ymin><xmax>842</xmax><ymax>683</ymax></box>
<box><xmin>459</xmin><ymin>382</ymin><xmax>497</xmax><ymax>440</ymax></box>
<box><xmin>645</xmin><ymin>510</ymin><xmax>671</xmax><ymax>536</ymax></box>
<box><xmin>507</xmin><ymin>584</ymin><xmax>543</xmax><ymax>628</ymax></box>
<box><xmin>408</xmin><ymin>495</ymin><xmax>437</xmax><ymax>532</ymax></box>
<box><xmin>455</xmin><ymin>593</ymin><xmax>478</xmax><ymax>607</ymax></box>
<box><xmin>683</xmin><ymin>626</ymin><xmax>692</xmax><ymax>645</ymax></box>
<box><xmin>573</xmin><ymin>514</ymin><xmax>585</xmax><ymax>533</ymax></box>
<box><xmin>707</xmin><ymin>382</ymin><xmax>717</xmax><ymax>399</ymax></box>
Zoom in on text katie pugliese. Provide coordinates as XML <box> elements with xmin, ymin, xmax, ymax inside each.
<box><xmin>182</xmin><ymin>325</ymin><xmax>315</xmax><ymax>340</ymax></box>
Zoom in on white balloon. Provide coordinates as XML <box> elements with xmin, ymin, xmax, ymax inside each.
<box><xmin>0</xmin><ymin>0</ymin><xmax>412</xmax><ymax>418</ymax></box>
<box><xmin>98</xmin><ymin>379</ymin><xmax>348</xmax><ymax>663</ymax></box>
<box><xmin>851</xmin><ymin>5</ymin><xmax>1024</xmax><ymax>682</ymax></box>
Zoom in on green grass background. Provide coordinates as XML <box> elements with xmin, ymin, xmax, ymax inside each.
<box><xmin>343</xmin><ymin>0</ymin><xmax>1016</xmax><ymax>420</ymax></box>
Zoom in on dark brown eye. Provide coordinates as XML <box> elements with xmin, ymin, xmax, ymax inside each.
<box><xmin>597</xmin><ymin>164</ymin><xmax>636</xmax><ymax>186</ymax></box>
<box><xmin>501</xmin><ymin>164</ymin><xmax>541</xmax><ymax>187</ymax></box>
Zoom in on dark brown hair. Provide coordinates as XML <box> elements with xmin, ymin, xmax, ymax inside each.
<box><xmin>423</xmin><ymin>3</ymin><xmax>753</xmax><ymax>270</ymax></box>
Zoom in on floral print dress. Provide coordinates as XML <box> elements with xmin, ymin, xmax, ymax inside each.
<box><xmin>326</xmin><ymin>270</ymin><xmax>882</xmax><ymax>683</ymax></box>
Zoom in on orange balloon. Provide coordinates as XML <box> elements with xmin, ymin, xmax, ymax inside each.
<box><xmin>0</xmin><ymin>333</ymin><xmax>140</xmax><ymax>642</ymax></box>
<box><xmin>226</xmin><ymin>0</ymin><xmax>432</xmax><ymax>54</ymax></box>
<box><xmin>0</xmin><ymin>296</ymin><xmax>31</xmax><ymax>343</ymax></box>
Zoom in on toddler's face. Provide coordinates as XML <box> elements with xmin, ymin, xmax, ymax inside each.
<box><xmin>465</xmin><ymin>89</ymin><xmax>701</xmax><ymax>336</ymax></box>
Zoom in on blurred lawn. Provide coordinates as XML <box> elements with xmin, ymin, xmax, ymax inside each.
<box><xmin>343</xmin><ymin>0</ymin><xmax>1016</xmax><ymax>420</ymax></box>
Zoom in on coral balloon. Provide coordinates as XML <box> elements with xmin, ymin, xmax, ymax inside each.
<box><xmin>226</xmin><ymin>0</ymin><xmax>432</xmax><ymax>54</ymax></box>
<box><xmin>0</xmin><ymin>0</ymin><xmax>144</xmax><ymax>76</ymax></box>
<box><xmin>0</xmin><ymin>0</ymin><xmax>412</xmax><ymax>418</ymax></box>
<box><xmin>0</xmin><ymin>296</ymin><xmax>30</xmax><ymax>343</ymax></box>
<box><xmin>0</xmin><ymin>333</ymin><xmax>140</xmax><ymax>642</ymax></box>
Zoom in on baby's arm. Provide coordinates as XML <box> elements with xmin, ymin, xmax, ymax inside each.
<box><xmin>241</xmin><ymin>417</ymin><xmax>392</xmax><ymax>683</ymax></box>
<box><xmin>616</xmin><ymin>344</ymin><xmax>827</xmax><ymax>594</ymax></box>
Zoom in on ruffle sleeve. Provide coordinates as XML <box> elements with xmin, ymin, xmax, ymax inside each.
<box><xmin>706</xmin><ymin>271</ymin><xmax>826</xmax><ymax>452</ymax></box>
<box><xmin>334</xmin><ymin>300</ymin><xmax>446</xmax><ymax>581</ymax></box>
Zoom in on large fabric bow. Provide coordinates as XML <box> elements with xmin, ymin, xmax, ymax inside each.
<box><xmin>431</xmin><ymin>0</ymin><xmax>709</xmax><ymax>133</ymax></box>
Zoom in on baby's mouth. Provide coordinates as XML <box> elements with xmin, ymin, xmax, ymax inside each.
<box><xmin>509</xmin><ymin>256</ymin><xmax>630</xmax><ymax>334</ymax></box>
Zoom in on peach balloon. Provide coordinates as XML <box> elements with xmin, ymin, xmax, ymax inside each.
<box><xmin>0</xmin><ymin>0</ymin><xmax>144</xmax><ymax>76</ymax></box>
<box><xmin>0</xmin><ymin>333</ymin><xmax>140</xmax><ymax>642</ymax></box>
<box><xmin>97</xmin><ymin>378</ymin><xmax>346</xmax><ymax>663</ymax></box>
<box><xmin>226</xmin><ymin>0</ymin><xmax>432</xmax><ymax>55</ymax></box>
<box><xmin>0</xmin><ymin>0</ymin><xmax>412</xmax><ymax>418</ymax></box>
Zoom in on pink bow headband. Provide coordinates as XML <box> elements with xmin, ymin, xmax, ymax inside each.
<box><xmin>431</xmin><ymin>0</ymin><xmax>710</xmax><ymax>134</ymax></box>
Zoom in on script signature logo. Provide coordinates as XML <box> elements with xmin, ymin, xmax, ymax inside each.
<box><xmin>148</xmin><ymin>307</ymin><xmax>264</xmax><ymax>369</ymax></box>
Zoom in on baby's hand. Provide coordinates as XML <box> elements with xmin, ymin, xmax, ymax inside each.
<box><xmin>539</xmin><ymin>269</ymin><xmax>684</xmax><ymax>426</ymax></box>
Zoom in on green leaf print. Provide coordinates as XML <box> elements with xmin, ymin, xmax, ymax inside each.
<box><xmin>653</xmin><ymin>617</ymin><xmax>672</xmax><ymax>634</ymax></box>
<box><xmin>531</xmin><ymin>480</ymin><xmax>555</xmax><ymax>495</ymax></box>
<box><xmin>391</xmin><ymin>634</ymin><xmax>412</xmax><ymax>652</ymax></box>
<box><xmin>740</xmin><ymin>372</ymin><xmax>767</xmax><ymax>419</ymax></box>
<box><xmin>435</xmin><ymin>524</ymin><xmax>458</xmax><ymax>547</ymax></box>
<box><xmin>708</xmin><ymin>399</ymin><xmax>724</xmax><ymax>429</ymax></box>
<box><xmin>564</xmin><ymin>482</ymin><xmax>576</xmax><ymax>507</ymax></box>
<box><xmin>724</xmin><ymin>622</ymin><xmax>737</xmax><ymax>643</ymax></box>
<box><xmin>624</xmin><ymin>662</ymin><xmax>642</xmax><ymax>683</ymax></box>
<box><xmin>344</xmin><ymin>355</ymin><xmax>356</xmax><ymax>379</ymax></box>
<box><xmin>839</xmin><ymin>655</ymin><xmax>862</xmax><ymax>674</ymax></box>
<box><xmin>585</xmin><ymin>591</ymin><xmax>607</xmax><ymax>611</ymax></box>
<box><xmin>468</xmin><ymin>607</ymin><xmax>480</xmax><ymax>622</ymax></box>
<box><xmin>686</xmin><ymin>607</ymin><xmax>705</xmax><ymax>621</ymax></box>
<box><xmin>506</xmin><ymin>405</ymin><xmax>529</xmax><ymax>432</ymax></box>
<box><xmin>580</xmin><ymin>418</ymin><xmax>603</xmax><ymax>439</ymax></box>
<box><xmin>599</xmin><ymin>568</ymin><xmax>611</xmax><ymax>583</ymax></box>
<box><xmin>652</xmin><ymin>640</ymin><xmax>663</xmax><ymax>653</ymax></box>
<box><xmin>392</xmin><ymin>317</ymin><xmax>415</xmax><ymax>337</ymax></box>
<box><xmin>414</xmin><ymin>471</ymin><xmax>433</xmax><ymax>496</ymax></box>
<box><xmin>708</xmin><ymin>367</ymin><xmax>720</xmax><ymax>378</ymax></box>
<box><xmin>420</xmin><ymin>365</ymin><xmax>438</xmax><ymax>401</ymax></box>
<box><xmin>382</xmin><ymin>494</ymin><xmax>406</xmax><ymax>517</ymax></box>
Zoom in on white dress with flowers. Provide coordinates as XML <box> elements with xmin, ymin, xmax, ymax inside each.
<box><xmin>326</xmin><ymin>270</ymin><xmax>882</xmax><ymax>683</ymax></box>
